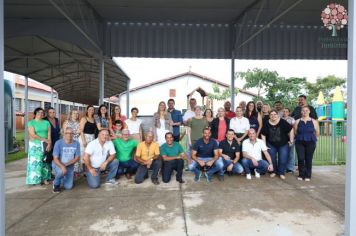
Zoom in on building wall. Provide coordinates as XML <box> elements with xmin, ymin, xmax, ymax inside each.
<box><xmin>119</xmin><ymin>75</ymin><xmax>254</xmax><ymax>116</ymax></box>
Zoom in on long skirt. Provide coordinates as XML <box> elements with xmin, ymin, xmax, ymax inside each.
<box><xmin>26</xmin><ymin>141</ymin><xmax>51</xmax><ymax>185</ymax></box>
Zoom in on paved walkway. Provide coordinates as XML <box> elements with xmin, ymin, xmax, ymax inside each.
<box><xmin>5</xmin><ymin>159</ymin><xmax>345</xmax><ymax>236</ymax></box>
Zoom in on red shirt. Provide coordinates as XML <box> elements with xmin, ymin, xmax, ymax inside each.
<box><xmin>218</xmin><ymin>119</ymin><xmax>227</xmax><ymax>142</ymax></box>
<box><xmin>225</xmin><ymin>111</ymin><xmax>236</xmax><ymax>119</ymax></box>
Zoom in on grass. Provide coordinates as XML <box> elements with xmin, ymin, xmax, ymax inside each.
<box><xmin>6</xmin><ymin>131</ymin><xmax>27</xmax><ymax>164</ymax></box>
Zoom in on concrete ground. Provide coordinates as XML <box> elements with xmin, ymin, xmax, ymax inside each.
<box><xmin>5</xmin><ymin>159</ymin><xmax>345</xmax><ymax>236</ymax></box>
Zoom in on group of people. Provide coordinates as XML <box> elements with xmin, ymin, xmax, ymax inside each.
<box><xmin>26</xmin><ymin>95</ymin><xmax>319</xmax><ymax>193</ymax></box>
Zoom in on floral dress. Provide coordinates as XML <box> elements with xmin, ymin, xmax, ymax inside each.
<box><xmin>26</xmin><ymin>119</ymin><xmax>52</xmax><ymax>185</ymax></box>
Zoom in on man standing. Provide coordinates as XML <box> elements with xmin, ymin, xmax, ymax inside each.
<box><xmin>241</xmin><ymin>129</ymin><xmax>274</xmax><ymax>180</ymax></box>
<box><xmin>160</xmin><ymin>132</ymin><xmax>187</xmax><ymax>183</ymax></box>
<box><xmin>291</xmin><ymin>95</ymin><xmax>318</xmax><ymax>120</ymax></box>
<box><xmin>83</xmin><ymin>129</ymin><xmax>119</xmax><ymax>188</ymax></box>
<box><xmin>239</xmin><ymin>101</ymin><xmax>247</xmax><ymax>113</ymax></box>
<box><xmin>52</xmin><ymin>127</ymin><xmax>80</xmax><ymax>193</ymax></box>
<box><xmin>183</xmin><ymin>98</ymin><xmax>197</xmax><ymax>123</ymax></box>
<box><xmin>224</xmin><ymin>101</ymin><xmax>236</xmax><ymax>119</ymax></box>
<box><xmin>218</xmin><ymin>129</ymin><xmax>244</xmax><ymax>178</ymax></box>
<box><xmin>274</xmin><ymin>101</ymin><xmax>284</xmax><ymax>118</ymax></box>
<box><xmin>188</xmin><ymin>128</ymin><xmax>224</xmax><ymax>182</ymax></box>
<box><xmin>135</xmin><ymin>132</ymin><xmax>161</xmax><ymax>185</ymax></box>
<box><xmin>167</xmin><ymin>99</ymin><xmax>183</xmax><ymax>142</ymax></box>
<box><xmin>112</xmin><ymin>129</ymin><xmax>139</xmax><ymax>179</ymax></box>
<box><xmin>256</xmin><ymin>101</ymin><xmax>263</xmax><ymax>113</ymax></box>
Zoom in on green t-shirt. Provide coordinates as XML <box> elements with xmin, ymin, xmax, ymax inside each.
<box><xmin>160</xmin><ymin>142</ymin><xmax>184</xmax><ymax>157</ymax></box>
<box><xmin>188</xmin><ymin>117</ymin><xmax>209</xmax><ymax>142</ymax></box>
<box><xmin>113</xmin><ymin>138</ymin><xmax>138</xmax><ymax>162</ymax></box>
<box><xmin>28</xmin><ymin>119</ymin><xmax>51</xmax><ymax>143</ymax></box>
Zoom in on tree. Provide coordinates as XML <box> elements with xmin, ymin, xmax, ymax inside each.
<box><xmin>208</xmin><ymin>83</ymin><xmax>239</xmax><ymax>101</ymax></box>
<box><xmin>305</xmin><ymin>75</ymin><xmax>346</xmax><ymax>103</ymax></box>
<box><xmin>237</xmin><ymin>68</ymin><xmax>279</xmax><ymax>99</ymax></box>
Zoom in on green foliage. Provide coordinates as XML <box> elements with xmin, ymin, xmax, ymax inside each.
<box><xmin>7</xmin><ymin>131</ymin><xmax>27</xmax><ymax>163</ymax></box>
<box><xmin>305</xmin><ymin>75</ymin><xmax>346</xmax><ymax>103</ymax></box>
<box><xmin>208</xmin><ymin>83</ymin><xmax>239</xmax><ymax>101</ymax></box>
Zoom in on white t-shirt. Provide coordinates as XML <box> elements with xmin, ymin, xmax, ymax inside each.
<box><xmin>126</xmin><ymin>118</ymin><xmax>142</xmax><ymax>134</ymax></box>
<box><xmin>242</xmin><ymin>138</ymin><xmax>268</xmax><ymax>161</ymax></box>
<box><xmin>183</xmin><ymin>110</ymin><xmax>195</xmax><ymax>122</ymax></box>
<box><xmin>230</xmin><ymin>117</ymin><xmax>250</xmax><ymax>134</ymax></box>
<box><xmin>85</xmin><ymin>139</ymin><xmax>116</xmax><ymax>168</ymax></box>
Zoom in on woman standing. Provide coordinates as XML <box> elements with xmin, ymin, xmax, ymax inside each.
<box><xmin>109</xmin><ymin>105</ymin><xmax>127</xmax><ymax>135</ymax></box>
<box><xmin>245</xmin><ymin>101</ymin><xmax>263</xmax><ymax>137</ymax></box>
<box><xmin>294</xmin><ymin>106</ymin><xmax>319</xmax><ymax>181</ymax></box>
<box><xmin>126</xmin><ymin>107</ymin><xmax>143</xmax><ymax>142</ymax></box>
<box><xmin>261</xmin><ymin>104</ymin><xmax>271</xmax><ymax>125</ymax></box>
<box><xmin>26</xmin><ymin>107</ymin><xmax>52</xmax><ymax>185</ymax></box>
<box><xmin>203</xmin><ymin>109</ymin><xmax>214</xmax><ymax>127</ymax></box>
<box><xmin>96</xmin><ymin>104</ymin><xmax>110</xmax><ymax>136</ymax></box>
<box><xmin>188</xmin><ymin>106</ymin><xmax>209</xmax><ymax>147</ymax></box>
<box><xmin>79</xmin><ymin>105</ymin><xmax>97</xmax><ymax>171</ymax></box>
<box><xmin>43</xmin><ymin>107</ymin><xmax>60</xmax><ymax>164</ymax></box>
<box><xmin>63</xmin><ymin>109</ymin><xmax>81</xmax><ymax>175</ymax></box>
<box><xmin>282</xmin><ymin>108</ymin><xmax>296</xmax><ymax>172</ymax></box>
<box><xmin>261</xmin><ymin>110</ymin><xmax>294</xmax><ymax>179</ymax></box>
<box><xmin>152</xmin><ymin>101</ymin><xmax>173</xmax><ymax>146</ymax></box>
<box><xmin>210</xmin><ymin>107</ymin><xmax>230</xmax><ymax>143</ymax></box>
<box><xmin>230</xmin><ymin>106</ymin><xmax>250</xmax><ymax>145</ymax></box>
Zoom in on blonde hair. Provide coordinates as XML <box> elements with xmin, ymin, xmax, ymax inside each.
<box><xmin>68</xmin><ymin>109</ymin><xmax>80</xmax><ymax>122</ymax></box>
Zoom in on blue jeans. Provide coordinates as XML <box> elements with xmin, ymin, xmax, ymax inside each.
<box><xmin>117</xmin><ymin>159</ymin><xmax>139</xmax><ymax>176</ymax></box>
<box><xmin>267</xmin><ymin>143</ymin><xmax>289</xmax><ymax>175</ymax></box>
<box><xmin>287</xmin><ymin>143</ymin><xmax>295</xmax><ymax>171</ymax></box>
<box><xmin>222</xmin><ymin>158</ymin><xmax>244</xmax><ymax>174</ymax></box>
<box><xmin>188</xmin><ymin>157</ymin><xmax>224</xmax><ymax>177</ymax></box>
<box><xmin>52</xmin><ymin>163</ymin><xmax>74</xmax><ymax>190</ymax></box>
<box><xmin>86</xmin><ymin>159</ymin><xmax>119</xmax><ymax>189</ymax></box>
<box><xmin>241</xmin><ymin>158</ymin><xmax>269</xmax><ymax>175</ymax></box>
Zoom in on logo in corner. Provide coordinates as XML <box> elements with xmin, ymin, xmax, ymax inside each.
<box><xmin>321</xmin><ymin>3</ymin><xmax>348</xmax><ymax>37</ymax></box>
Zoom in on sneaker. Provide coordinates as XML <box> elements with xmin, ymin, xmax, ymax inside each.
<box><xmin>177</xmin><ymin>179</ymin><xmax>185</xmax><ymax>184</ymax></box>
<box><xmin>304</xmin><ymin>178</ymin><xmax>311</xmax><ymax>182</ymax></box>
<box><xmin>105</xmin><ymin>179</ymin><xmax>119</xmax><ymax>185</ymax></box>
<box><xmin>152</xmin><ymin>179</ymin><xmax>160</xmax><ymax>185</ymax></box>
<box><xmin>270</xmin><ymin>173</ymin><xmax>276</xmax><ymax>178</ymax></box>
<box><xmin>246</xmin><ymin>174</ymin><xmax>252</xmax><ymax>180</ymax></box>
<box><xmin>255</xmin><ymin>171</ymin><xmax>260</xmax><ymax>179</ymax></box>
<box><xmin>52</xmin><ymin>185</ymin><xmax>60</xmax><ymax>193</ymax></box>
<box><xmin>297</xmin><ymin>177</ymin><xmax>303</xmax><ymax>181</ymax></box>
<box><xmin>280</xmin><ymin>175</ymin><xmax>286</xmax><ymax>180</ymax></box>
<box><xmin>194</xmin><ymin>171</ymin><xmax>202</xmax><ymax>182</ymax></box>
<box><xmin>218</xmin><ymin>175</ymin><xmax>224</xmax><ymax>182</ymax></box>
<box><xmin>205</xmin><ymin>173</ymin><xmax>212</xmax><ymax>183</ymax></box>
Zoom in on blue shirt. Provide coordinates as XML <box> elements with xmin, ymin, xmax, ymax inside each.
<box><xmin>53</xmin><ymin>139</ymin><xmax>80</xmax><ymax>164</ymax></box>
<box><xmin>168</xmin><ymin>109</ymin><xmax>183</xmax><ymax>136</ymax></box>
<box><xmin>193</xmin><ymin>138</ymin><xmax>218</xmax><ymax>158</ymax></box>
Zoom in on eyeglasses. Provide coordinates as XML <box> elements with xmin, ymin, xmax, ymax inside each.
<box><xmin>65</xmin><ymin>132</ymin><xmax>74</xmax><ymax>135</ymax></box>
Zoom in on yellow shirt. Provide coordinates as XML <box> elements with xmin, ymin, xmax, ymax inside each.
<box><xmin>136</xmin><ymin>141</ymin><xmax>160</xmax><ymax>161</ymax></box>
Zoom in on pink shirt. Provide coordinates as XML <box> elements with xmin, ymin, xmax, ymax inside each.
<box><xmin>218</xmin><ymin>119</ymin><xmax>227</xmax><ymax>142</ymax></box>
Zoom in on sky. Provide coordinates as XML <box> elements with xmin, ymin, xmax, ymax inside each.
<box><xmin>115</xmin><ymin>58</ymin><xmax>348</xmax><ymax>89</ymax></box>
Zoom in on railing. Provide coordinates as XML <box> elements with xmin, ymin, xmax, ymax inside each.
<box><xmin>313</xmin><ymin>120</ymin><xmax>346</xmax><ymax>165</ymax></box>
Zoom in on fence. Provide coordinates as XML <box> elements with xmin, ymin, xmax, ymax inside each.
<box><xmin>313</xmin><ymin>120</ymin><xmax>346</xmax><ymax>165</ymax></box>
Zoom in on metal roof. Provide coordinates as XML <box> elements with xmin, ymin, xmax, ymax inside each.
<box><xmin>5</xmin><ymin>35</ymin><xmax>129</xmax><ymax>105</ymax></box>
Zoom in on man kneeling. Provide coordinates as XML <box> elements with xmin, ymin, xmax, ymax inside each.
<box><xmin>83</xmin><ymin>129</ymin><xmax>119</xmax><ymax>188</ymax></box>
<box><xmin>52</xmin><ymin>127</ymin><xmax>80</xmax><ymax>193</ymax></box>
<box><xmin>160</xmin><ymin>132</ymin><xmax>187</xmax><ymax>183</ymax></box>
<box><xmin>188</xmin><ymin>128</ymin><xmax>224</xmax><ymax>182</ymax></box>
<box><xmin>241</xmin><ymin>129</ymin><xmax>273</xmax><ymax>180</ymax></box>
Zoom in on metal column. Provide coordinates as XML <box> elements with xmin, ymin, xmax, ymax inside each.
<box><xmin>51</xmin><ymin>88</ymin><xmax>54</xmax><ymax>107</ymax></box>
<box><xmin>99</xmin><ymin>58</ymin><xmax>104</xmax><ymax>105</ymax></box>
<box><xmin>0</xmin><ymin>0</ymin><xmax>5</xmax><ymax>234</ymax></box>
<box><xmin>24</xmin><ymin>76</ymin><xmax>29</xmax><ymax>153</ymax></box>
<box><xmin>126</xmin><ymin>79</ymin><xmax>130</xmax><ymax>118</ymax></box>
<box><xmin>230</xmin><ymin>51</ymin><xmax>235</xmax><ymax>110</ymax></box>
<box><xmin>346</xmin><ymin>0</ymin><xmax>356</xmax><ymax>235</ymax></box>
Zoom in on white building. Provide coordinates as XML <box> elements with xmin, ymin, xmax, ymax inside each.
<box><xmin>119</xmin><ymin>71</ymin><xmax>256</xmax><ymax>116</ymax></box>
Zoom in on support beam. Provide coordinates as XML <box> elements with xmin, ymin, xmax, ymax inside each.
<box><xmin>0</xmin><ymin>0</ymin><xmax>5</xmax><ymax>235</ymax></box>
<box><xmin>126</xmin><ymin>80</ymin><xmax>130</xmax><ymax>118</ymax></box>
<box><xmin>99</xmin><ymin>58</ymin><xmax>104</xmax><ymax>105</ymax></box>
<box><xmin>24</xmin><ymin>76</ymin><xmax>29</xmax><ymax>153</ymax></box>
<box><xmin>51</xmin><ymin>88</ymin><xmax>54</xmax><ymax>107</ymax></box>
<box><xmin>230</xmin><ymin>51</ymin><xmax>235</xmax><ymax>110</ymax></box>
<box><xmin>346</xmin><ymin>0</ymin><xmax>356</xmax><ymax>235</ymax></box>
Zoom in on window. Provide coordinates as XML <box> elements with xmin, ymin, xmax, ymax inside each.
<box><xmin>15</xmin><ymin>98</ymin><xmax>22</xmax><ymax>112</ymax></box>
<box><xmin>169</xmin><ymin>89</ymin><xmax>176</xmax><ymax>97</ymax></box>
<box><xmin>28</xmin><ymin>100</ymin><xmax>41</xmax><ymax>112</ymax></box>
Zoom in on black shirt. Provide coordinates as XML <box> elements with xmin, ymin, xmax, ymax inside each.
<box><xmin>291</xmin><ymin>105</ymin><xmax>318</xmax><ymax>120</ymax></box>
<box><xmin>261</xmin><ymin>119</ymin><xmax>292</xmax><ymax>147</ymax></box>
<box><xmin>210</xmin><ymin>117</ymin><xmax>230</xmax><ymax>140</ymax></box>
<box><xmin>218</xmin><ymin>139</ymin><xmax>241</xmax><ymax>161</ymax></box>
